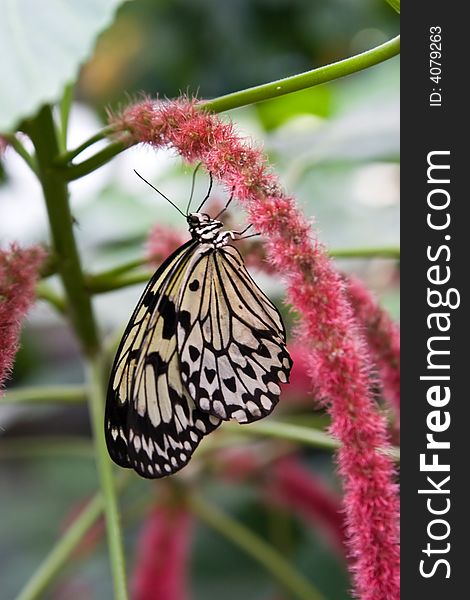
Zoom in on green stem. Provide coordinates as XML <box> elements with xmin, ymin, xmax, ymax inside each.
<box><xmin>2</xmin><ymin>133</ymin><xmax>38</xmax><ymax>174</ymax></box>
<box><xmin>25</xmin><ymin>105</ymin><xmax>100</xmax><ymax>355</ymax></box>
<box><xmin>35</xmin><ymin>281</ymin><xmax>67</xmax><ymax>313</ymax></box>
<box><xmin>86</xmin><ymin>355</ymin><xmax>128</xmax><ymax>600</ymax></box>
<box><xmin>225</xmin><ymin>420</ymin><xmax>400</xmax><ymax>462</ymax></box>
<box><xmin>189</xmin><ymin>495</ymin><xmax>326</xmax><ymax>600</ymax></box>
<box><xmin>202</xmin><ymin>35</ymin><xmax>400</xmax><ymax>113</ymax></box>
<box><xmin>1</xmin><ymin>385</ymin><xmax>86</xmax><ymax>404</ymax></box>
<box><xmin>331</xmin><ymin>246</ymin><xmax>400</xmax><ymax>259</ymax></box>
<box><xmin>61</xmin><ymin>35</ymin><xmax>400</xmax><ymax>178</ymax></box>
<box><xmin>88</xmin><ymin>270</ymin><xmax>152</xmax><ymax>293</ymax></box>
<box><xmin>15</xmin><ymin>493</ymin><xmax>105</xmax><ymax>600</ymax></box>
<box><xmin>25</xmin><ymin>105</ymin><xmax>127</xmax><ymax>598</ymax></box>
<box><xmin>55</xmin><ymin>126</ymin><xmax>116</xmax><ymax>165</ymax></box>
<box><xmin>225</xmin><ymin>421</ymin><xmax>338</xmax><ymax>451</ymax></box>
<box><xmin>59</xmin><ymin>82</ymin><xmax>75</xmax><ymax>152</ymax></box>
<box><xmin>85</xmin><ymin>246</ymin><xmax>400</xmax><ymax>294</ymax></box>
<box><xmin>89</xmin><ymin>257</ymin><xmax>146</xmax><ymax>280</ymax></box>
<box><xmin>64</xmin><ymin>141</ymin><xmax>127</xmax><ymax>181</ymax></box>
<box><xmin>1</xmin><ymin>437</ymin><xmax>93</xmax><ymax>460</ymax></box>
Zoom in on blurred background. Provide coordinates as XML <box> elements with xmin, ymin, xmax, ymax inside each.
<box><xmin>0</xmin><ymin>1</ymin><xmax>399</xmax><ymax>598</ymax></box>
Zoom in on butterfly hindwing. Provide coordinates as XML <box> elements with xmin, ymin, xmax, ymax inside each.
<box><xmin>178</xmin><ymin>244</ymin><xmax>292</xmax><ymax>424</ymax></box>
<box><xmin>105</xmin><ymin>240</ymin><xmax>221</xmax><ymax>479</ymax></box>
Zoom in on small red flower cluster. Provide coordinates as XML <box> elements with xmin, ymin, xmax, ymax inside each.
<box><xmin>111</xmin><ymin>98</ymin><xmax>399</xmax><ymax>600</ymax></box>
<box><xmin>0</xmin><ymin>244</ymin><xmax>46</xmax><ymax>393</ymax></box>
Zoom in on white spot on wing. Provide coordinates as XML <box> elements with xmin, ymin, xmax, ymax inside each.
<box><xmin>246</xmin><ymin>400</ymin><xmax>261</xmax><ymax>417</ymax></box>
<box><xmin>260</xmin><ymin>395</ymin><xmax>272</xmax><ymax>410</ymax></box>
<box><xmin>213</xmin><ymin>400</ymin><xmax>227</xmax><ymax>418</ymax></box>
<box><xmin>232</xmin><ymin>409</ymin><xmax>248</xmax><ymax>423</ymax></box>
<box><xmin>267</xmin><ymin>381</ymin><xmax>280</xmax><ymax>395</ymax></box>
<box><xmin>195</xmin><ymin>419</ymin><xmax>206</xmax><ymax>432</ymax></box>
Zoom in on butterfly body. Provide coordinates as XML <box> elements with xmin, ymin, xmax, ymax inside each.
<box><xmin>106</xmin><ymin>208</ymin><xmax>292</xmax><ymax>478</ymax></box>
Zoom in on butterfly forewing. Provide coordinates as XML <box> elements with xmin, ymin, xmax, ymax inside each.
<box><xmin>177</xmin><ymin>245</ymin><xmax>292</xmax><ymax>424</ymax></box>
<box><xmin>105</xmin><ymin>240</ymin><xmax>221</xmax><ymax>479</ymax></box>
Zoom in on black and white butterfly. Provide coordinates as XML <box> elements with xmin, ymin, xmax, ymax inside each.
<box><xmin>105</xmin><ymin>171</ymin><xmax>292</xmax><ymax>478</ymax></box>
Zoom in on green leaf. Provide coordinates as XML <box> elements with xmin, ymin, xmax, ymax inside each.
<box><xmin>0</xmin><ymin>0</ymin><xmax>127</xmax><ymax>132</ymax></box>
<box><xmin>256</xmin><ymin>86</ymin><xmax>332</xmax><ymax>131</ymax></box>
<box><xmin>385</xmin><ymin>0</ymin><xmax>400</xmax><ymax>13</ymax></box>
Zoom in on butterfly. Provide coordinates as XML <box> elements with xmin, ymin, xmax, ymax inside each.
<box><xmin>105</xmin><ymin>170</ymin><xmax>292</xmax><ymax>478</ymax></box>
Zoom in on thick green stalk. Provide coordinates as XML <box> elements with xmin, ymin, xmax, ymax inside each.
<box><xmin>25</xmin><ymin>105</ymin><xmax>128</xmax><ymax>600</ymax></box>
<box><xmin>25</xmin><ymin>106</ymin><xmax>100</xmax><ymax>355</ymax></box>
<box><xmin>189</xmin><ymin>495</ymin><xmax>326</xmax><ymax>600</ymax></box>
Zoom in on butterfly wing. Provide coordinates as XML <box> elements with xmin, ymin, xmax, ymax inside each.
<box><xmin>177</xmin><ymin>244</ymin><xmax>292</xmax><ymax>424</ymax></box>
<box><xmin>105</xmin><ymin>240</ymin><xmax>221</xmax><ymax>479</ymax></box>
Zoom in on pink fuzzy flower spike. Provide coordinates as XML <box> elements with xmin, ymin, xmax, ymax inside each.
<box><xmin>132</xmin><ymin>505</ymin><xmax>192</xmax><ymax>600</ymax></box>
<box><xmin>345</xmin><ymin>275</ymin><xmax>400</xmax><ymax>428</ymax></box>
<box><xmin>110</xmin><ymin>98</ymin><xmax>400</xmax><ymax>600</ymax></box>
<box><xmin>0</xmin><ymin>244</ymin><xmax>46</xmax><ymax>394</ymax></box>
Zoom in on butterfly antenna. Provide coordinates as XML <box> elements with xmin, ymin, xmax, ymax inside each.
<box><xmin>186</xmin><ymin>163</ymin><xmax>202</xmax><ymax>215</ymax></box>
<box><xmin>195</xmin><ymin>172</ymin><xmax>213</xmax><ymax>213</ymax></box>
<box><xmin>134</xmin><ymin>170</ymin><xmax>186</xmax><ymax>217</ymax></box>
<box><xmin>214</xmin><ymin>186</ymin><xmax>235</xmax><ymax>220</ymax></box>
<box><xmin>239</xmin><ymin>232</ymin><xmax>260</xmax><ymax>241</ymax></box>
<box><xmin>236</xmin><ymin>223</ymin><xmax>253</xmax><ymax>236</ymax></box>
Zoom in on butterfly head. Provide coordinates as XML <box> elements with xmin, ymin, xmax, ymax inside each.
<box><xmin>187</xmin><ymin>212</ymin><xmax>226</xmax><ymax>243</ymax></box>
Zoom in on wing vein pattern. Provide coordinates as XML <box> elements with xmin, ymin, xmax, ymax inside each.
<box><xmin>106</xmin><ymin>240</ymin><xmax>291</xmax><ymax>479</ymax></box>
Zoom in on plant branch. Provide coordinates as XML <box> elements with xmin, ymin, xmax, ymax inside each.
<box><xmin>201</xmin><ymin>35</ymin><xmax>400</xmax><ymax>113</ymax></box>
<box><xmin>58</xmin><ymin>82</ymin><xmax>75</xmax><ymax>152</ymax></box>
<box><xmin>189</xmin><ymin>495</ymin><xmax>326</xmax><ymax>600</ymax></box>
<box><xmin>15</xmin><ymin>493</ymin><xmax>105</xmax><ymax>600</ymax></box>
<box><xmin>24</xmin><ymin>105</ymin><xmax>127</xmax><ymax>599</ymax></box>
<box><xmin>2</xmin><ymin>133</ymin><xmax>38</xmax><ymax>174</ymax></box>
<box><xmin>225</xmin><ymin>420</ymin><xmax>400</xmax><ymax>462</ymax></box>
<box><xmin>25</xmin><ymin>106</ymin><xmax>100</xmax><ymax>355</ymax></box>
<box><xmin>1</xmin><ymin>437</ymin><xmax>93</xmax><ymax>460</ymax></box>
<box><xmin>331</xmin><ymin>246</ymin><xmax>400</xmax><ymax>259</ymax></box>
<box><xmin>35</xmin><ymin>281</ymin><xmax>67</xmax><ymax>313</ymax></box>
<box><xmin>61</xmin><ymin>35</ymin><xmax>400</xmax><ymax>178</ymax></box>
<box><xmin>64</xmin><ymin>141</ymin><xmax>128</xmax><ymax>181</ymax></box>
<box><xmin>86</xmin><ymin>355</ymin><xmax>128</xmax><ymax>600</ymax></box>
<box><xmin>55</xmin><ymin>125</ymin><xmax>116</xmax><ymax>165</ymax></box>
<box><xmin>85</xmin><ymin>246</ymin><xmax>400</xmax><ymax>294</ymax></box>
<box><xmin>1</xmin><ymin>385</ymin><xmax>86</xmax><ymax>404</ymax></box>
